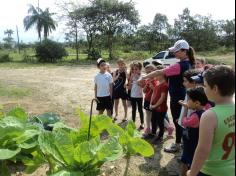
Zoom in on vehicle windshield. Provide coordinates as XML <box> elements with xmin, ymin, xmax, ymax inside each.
<box><xmin>152</xmin><ymin>52</ymin><xmax>165</xmax><ymax>59</ymax></box>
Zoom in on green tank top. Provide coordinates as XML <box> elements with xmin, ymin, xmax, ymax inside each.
<box><xmin>201</xmin><ymin>104</ymin><xmax>235</xmax><ymax>176</ymax></box>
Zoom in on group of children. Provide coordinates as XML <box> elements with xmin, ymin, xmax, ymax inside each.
<box><xmin>94</xmin><ymin>39</ymin><xmax>235</xmax><ymax>176</ymax></box>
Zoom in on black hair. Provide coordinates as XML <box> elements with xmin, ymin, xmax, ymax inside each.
<box><xmin>187</xmin><ymin>87</ymin><xmax>208</xmax><ymax>106</ymax></box>
<box><xmin>97</xmin><ymin>60</ymin><xmax>106</xmax><ymax>68</ymax></box>
<box><xmin>181</xmin><ymin>46</ymin><xmax>196</xmax><ymax>67</ymax></box>
<box><xmin>183</xmin><ymin>69</ymin><xmax>201</xmax><ymax>83</ymax></box>
<box><xmin>204</xmin><ymin>65</ymin><xmax>235</xmax><ymax>96</ymax></box>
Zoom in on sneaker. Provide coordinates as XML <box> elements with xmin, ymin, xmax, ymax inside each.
<box><xmin>142</xmin><ymin>133</ymin><xmax>155</xmax><ymax>140</ymax></box>
<box><xmin>152</xmin><ymin>137</ymin><xmax>163</xmax><ymax>145</ymax></box>
<box><xmin>167</xmin><ymin>126</ymin><xmax>174</xmax><ymax>136</ymax></box>
<box><xmin>138</xmin><ymin>125</ymin><xmax>144</xmax><ymax>131</ymax></box>
<box><xmin>164</xmin><ymin>143</ymin><xmax>180</xmax><ymax>153</ymax></box>
<box><xmin>144</xmin><ymin>127</ymin><xmax>151</xmax><ymax>134</ymax></box>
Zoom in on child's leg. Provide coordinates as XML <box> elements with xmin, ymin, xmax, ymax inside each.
<box><xmin>122</xmin><ymin>99</ymin><xmax>128</xmax><ymax>119</ymax></box>
<box><xmin>181</xmin><ymin>163</ymin><xmax>189</xmax><ymax>176</ymax></box>
<box><xmin>106</xmin><ymin>109</ymin><xmax>112</xmax><ymax>117</ymax></box>
<box><xmin>151</xmin><ymin>111</ymin><xmax>158</xmax><ymax>135</ymax></box>
<box><xmin>156</xmin><ymin>112</ymin><xmax>165</xmax><ymax>139</ymax></box>
<box><xmin>98</xmin><ymin>110</ymin><xmax>104</xmax><ymax>115</ymax></box>
<box><xmin>145</xmin><ymin>110</ymin><xmax>152</xmax><ymax>129</ymax></box>
<box><xmin>137</xmin><ymin>98</ymin><xmax>144</xmax><ymax>126</ymax></box>
<box><xmin>114</xmin><ymin>99</ymin><xmax>119</xmax><ymax>117</ymax></box>
<box><xmin>131</xmin><ymin>98</ymin><xmax>137</xmax><ymax>122</ymax></box>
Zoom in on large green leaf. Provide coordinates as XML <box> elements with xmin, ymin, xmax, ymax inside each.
<box><xmin>50</xmin><ymin>170</ymin><xmax>84</xmax><ymax>176</ymax></box>
<box><xmin>0</xmin><ymin>148</ymin><xmax>21</xmax><ymax>160</ymax></box>
<box><xmin>53</xmin><ymin>129</ymin><xmax>75</xmax><ymax>166</ymax></box>
<box><xmin>38</xmin><ymin>131</ymin><xmax>65</xmax><ymax>165</ymax></box>
<box><xmin>74</xmin><ymin>137</ymin><xmax>100</xmax><ymax>164</ymax></box>
<box><xmin>128</xmin><ymin>138</ymin><xmax>154</xmax><ymax>157</ymax></box>
<box><xmin>23</xmin><ymin>151</ymin><xmax>45</xmax><ymax>174</ymax></box>
<box><xmin>7</xmin><ymin>107</ymin><xmax>28</xmax><ymax>122</ymax></box>
<box><xmin>95</xmin><ymin>137</ymin><xmax>123</xmax><ymax>163</ymax></box>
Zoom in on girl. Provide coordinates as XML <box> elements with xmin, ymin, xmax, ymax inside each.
<box><xmin>195</xmin><ymin>58</ymin><xmax>206</xmax><ymax>71</ymax></box>
<box><xmin>113</xmin><ymin>58</ymin><xmax>128</xmax><ymax>122</ymax></box>
<box><xmin>143</xmin><ymin>64</ymin><xmax>158</xmax><ymax>135</ymax></box>
<box><xmin>138</xmin><ymin>40</ymin><xmax>195</xmax><ymax>153</ymax></box>
<box><xmin>126</xmin><ymin>63</ymin><xmax>135</xmax><ymax>106</ymax></box>
<box><xmin>130</xmin><ymin>62</ymin><xmax>145</xmax><ymax>130</ymax></box>
<box><xmin>150</xmin><ymin>66</ymin><xmax>169</xmax><ymax>144</ymax></box>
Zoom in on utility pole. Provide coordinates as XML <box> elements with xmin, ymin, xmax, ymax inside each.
<box><xmin>16</xmin><ymin>25</ymin><xmax>20</xmax><ymax>54</ymax></box>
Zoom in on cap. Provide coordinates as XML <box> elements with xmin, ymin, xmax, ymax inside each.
<box><xmin>97</xmin><ymin>58</ymin><xmax>106</xmax><ymax>66</ymax></box>
<box><xmin>191</xmin><ymin>71</ymin><xmax>205</xmax><ymax>84</ymax></box>
<box><xmin>169</xmin><ymin>40</ymin><xmax>190</xmax><ymax>53</ymax></box>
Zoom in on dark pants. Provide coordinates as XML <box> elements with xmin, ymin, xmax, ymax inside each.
<box><xmin>152</xmin><ymin>111</ymin><xmax>166</xmax><ymax>138</ymax></box>
<box><xmin>170</xmin><ymin>100</ymin><xmax>183</xmax><ymax>144</ymax></box>
<box><xmin>197</xmin><ymin>172</ymin><xmax>210</xmax><ymax>176</ymax></box>
<box><xmin>131</xmin><ymin>98</ymin><xmax>144</xmax><ymax>124</ymax></box>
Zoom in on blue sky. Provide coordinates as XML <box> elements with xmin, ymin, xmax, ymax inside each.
<box><xmin>0</xmin><ymin>0</ymin><xmax>235</xmax><ymax>43</ymax></box>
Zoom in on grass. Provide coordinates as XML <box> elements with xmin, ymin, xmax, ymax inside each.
<box><xmin>0</xmin><ymin>84</ymin><xmax>32</xmax><ymax>98</ymax></box>
<box><xmin>0</xmin><ymin>47</ymin><xmax>234</xmax><ymax>68</ymax></box>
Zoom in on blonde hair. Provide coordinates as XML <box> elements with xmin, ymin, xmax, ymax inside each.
<box><xmin>117</xmin><ymin>58</ymin><xmax>125</xmax><ymax>65</ymax></box>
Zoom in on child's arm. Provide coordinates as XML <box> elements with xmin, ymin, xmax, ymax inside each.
<box><xmin>150</xmin><ymin>92</ymin><xmax>167</xmax><ymax>109</ymax></box>
<box><xmin>94</xmin><ymin>84</ymin><xmax>97</xmax><ymax>98</ymax></box>
<box><xmin>182</xmin><ymin>113</ymin><xmax>200</xmax><ymax>128</ymax></box>
<box><xmin>187</xmin><ymin>110</ymin><xmax>217</xmax><ymax>176</ymax></box>
<box><xmin>109</xmin><ymin>83</ymin><xmax>113</xmax><ymax>98</ymax></box>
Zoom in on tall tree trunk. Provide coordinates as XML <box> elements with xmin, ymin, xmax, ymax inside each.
<box><xmin>108</xmin><ymin>34</ymin><xmax>113</xmax><ymax>60</ymax></box>
<box><xmin>16</xmin><ymin>25</ymin><xmax>20</xmax><ymax>54</ymax></box>
<box><xmin>75</xmin><ymin>25</ymin><xmax>79</xmax><ymax>62</ymax></box>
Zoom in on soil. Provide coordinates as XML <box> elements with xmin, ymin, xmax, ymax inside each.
<box><xmin>0</xmin><ymin>65</ymin><xmax>181</xmax><ymax>176</ymax></box>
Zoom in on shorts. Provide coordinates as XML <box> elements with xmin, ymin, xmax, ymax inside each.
<box><xmin>113</xmin><ymin>88</ymin><xmax>128</xmax><ymax>100</ymax></box>
<box><xmin>96</xmin><ymin>96</ymin><xmax>113</xmax><ymax>111</ymax></box>
<box><xmin>144</xmin><ymin>101</ymin><xmax>152</xmax><ymax>111</ymax></box>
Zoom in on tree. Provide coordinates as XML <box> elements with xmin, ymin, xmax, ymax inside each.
<box><xmin>152</xmin><ymin>13</ymin><xmax>170</xmax><ymax>41</ymax></box>
<box><xmin>3</xmin><ymin>29</ymin><xmax>14</xmax><ymax>49</ymax></box>
<box><xmin>23</xmin><ymin>4</ymin><xmax>57</xmax><ymax>42</ymax></box>
<box><xmin>90</xmin><ymin>0</ymin><xmax>140</xmax><ymax>59</ymax></box>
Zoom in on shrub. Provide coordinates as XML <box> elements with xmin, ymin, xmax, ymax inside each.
<box><xmin>0</xmin><ymin>52</ymin><xmax>12</xmax><ymax>62</ymax></box>
<box><xmin>87</xmin><ymin>48</ymin><xmax>101</xmax><ymax>60</ymax></box>
<box><xmin>35</xmin><ymin>39</ymin><xmax>68</xmax><ymax>63</ymax></box>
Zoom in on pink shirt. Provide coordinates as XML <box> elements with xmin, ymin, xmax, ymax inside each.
<box><xmin>182</xmin><ymin>113</ymin><xmax>200</xmax><ymax>128</ymax></box>
<box><xmin>163</xmin><ymin>63</ymin><xmax>181</xmax><ymax>76</ymax></box>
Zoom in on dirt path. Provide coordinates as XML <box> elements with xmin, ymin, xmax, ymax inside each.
<box><xmin>0</xmin><ymin>65</ymin><xmax>181</xmax><ymax>176</ymax></box>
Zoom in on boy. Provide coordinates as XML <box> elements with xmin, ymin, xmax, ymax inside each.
<box><xmin>187</xmin><ymin>65</ymin><xmax>235</xmax><ymax>176</ymax></box>
<box><xmin>94</xmin><ymin>58</ymin><xmax>113</xmax><ymax>117</ymax></box>
<box><xmin>181</xmin><ymin>87</ymin><xmax>209</xmax><ymax>176</ymax></box>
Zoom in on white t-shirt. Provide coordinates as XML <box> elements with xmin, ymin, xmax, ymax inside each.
<box><xmin>94</xmin><ymin>72</ymin><xmax>113</xmax><ymax>97</ymax></box>
<box><xmin>131</xmin><ymin>74</ymin><xmax>143</xmax><ymax>98</ymax></box>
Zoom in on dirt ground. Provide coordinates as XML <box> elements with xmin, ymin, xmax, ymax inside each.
<box><xmin>0</xmin><ymin>65</ymin><xmax>182</xmax><ymax>176</ymax></box>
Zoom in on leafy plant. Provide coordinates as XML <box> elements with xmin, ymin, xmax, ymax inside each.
<box><xmin>0</xmin><ymin>107</ymin><xmax>154</xmax><ymax>176</ymax></box>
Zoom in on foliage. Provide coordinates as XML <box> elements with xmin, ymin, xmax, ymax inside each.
<box><xmin>35</xmin><ymin>39</ymin><xmax>68</xmax><ymax>63</ymax></box>
<box><xmin>0</xmin><ymin>107</ymin><xmax>154</xmax><ymax>175</ymax></box>
<box><xmin>0</xmin><ymin>52</ymin><xmax>12</xmax><ymax>62</ymax></box>
<box><xmin>87</xmin><ymin>48</ymin><xmax>101</xmax><ymax>60</ymax></box>
<box><xmin>24</xmin><ymin>4</ymin><xmax>57</xmax><ymax>41</ymax></box>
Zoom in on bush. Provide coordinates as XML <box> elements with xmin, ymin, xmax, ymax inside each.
<box><xmin>35</xmin><ymin>39</ymin><xmax>68</xmax><ymax>63</ymax></box>
<box><xmin>87</xmin><ymin>48</ymin><xmax>101</xmax><ymax>60</ymax></box>
<box><xmin>0</xmin><ymin>52</ymin><xmax>12</xmax><ymax>62</ymax></box>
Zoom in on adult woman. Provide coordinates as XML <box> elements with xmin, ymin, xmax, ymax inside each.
<box><xmin>138</xmin><ymin>40</ymin><xmax>195</xmax><ymax>153</ymax></box>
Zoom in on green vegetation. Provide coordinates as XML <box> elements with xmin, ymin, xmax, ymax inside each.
<box><xmin>0</xmin><ymin>84</ymin><xmax>31</xmax><ymax>98</ymax></box>
<box><xmin>0</xmin><ymin>107</ymin><xmax>154</xmax><ymax>175</ymax></box>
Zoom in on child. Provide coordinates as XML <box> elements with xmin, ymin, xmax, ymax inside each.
<box><xmin>143</xmin><ymin>63</ymin><xmax>158</xmax><ymax>135</ymax></box>
<box><xmin>150</xmin><ymin>65</ymin><xmax>169</xmax><ymax>144</ymax></box>
<box><xmin>181</xmin><ymin>87</ymin><xmax>209</xmax><ymax>176</ymax></box>
<box><xmin>187</xmin><ymin>65</ymin><xmax>235</xmax><ymax>176</ymax></box>
<box><xmin>130</xmin><ymin>62</ymin><xmax>145</xmax><ymax>130</ymax></box>
<box><xmin>195</xmin><ymin>58</ymin><xmax>206</xmax><ymax>71</ymax></box>
<box><xmin>178</xmin><ymin>69</ymin><xmax>201</xmax><ymax>127</ymax></box>
<box><xmin>113</xmin><ymin>58</ymin><xmax>128</xmax><ymax>122</ymax></box>
<box><xmin>94</xmin><ymin>58</ymin><xmax>113</xmax><ymax>117</ymax></box>
<box><xmin>127</xmin><ymin>63</ymin><xmax>135</xmax><ymax>106</ymax></box>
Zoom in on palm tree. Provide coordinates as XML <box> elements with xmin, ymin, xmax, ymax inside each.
<box><xmin>23</xmin><ymin>4</ymin><xmax>57</xmax><ymax>42</ymax></box>
<box><xmin>4</xmin><ymin>29</ymin><xmax>14</xmax><ymax>38</ymax></box>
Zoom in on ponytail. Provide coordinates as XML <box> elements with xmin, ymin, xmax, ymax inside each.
<box><xmin>187</xmin><ymin>47</ymin><xmax>196</xmax><ymax>68</ymax></box>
